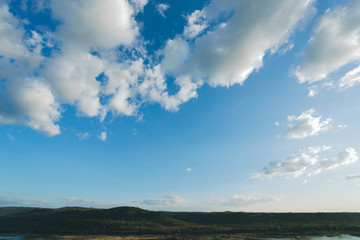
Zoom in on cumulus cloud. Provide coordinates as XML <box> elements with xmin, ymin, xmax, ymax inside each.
<box><xmin>0</xmin><ymin>3</ymin><xmax>61</xmax><ymax>136</ymax></box>
<box><xmin>184</xmin><ymin>10</ymin><xmax>207</xmax><ymax>39</ymax></box>
<box><xmin>203</xmin><ymin>194</ymin><xmax>282</xmax><ymax>208</ymax></box>
<box><xmin>141</xmin><ymin>195</ymin><xmax>187</xmax><ymax>206</ymax></box>
<box><xmin>129</xmin><ymin>0</ymin><xmax>148</xmax><ymax>13</ymax></box>
<box><xmin>43</xmin><ymin>54</ymin><xmax>104</xmax><ymax>117</ymax></box>
<box><xmin>296</xmin><ymin>0</ymin><xmax>360</xmax><ymax>83</ymax></box>
<box><xmin>98</xmin><ymin>131</ymin><xmax>107</xmax><ymax>141</ymax></box>
<box><xmin>0</xmin><ymin>4</ymin><xmax>28</xmax><ymax>59</ymax></box>
<box><xmin>51</xmin><ymin>0</ymin><xmax>138</xmax><ymax>52</ymax></box>
<box><xmin>0</xmin><ymin>0</ymin><xmax>140</xmax><ymax>136</ymax></box>
<box><xmin>181</xmin><ymin>0</ymin><xmax>315</xmax><ymax>87</ymax></box>
<box><xmin>0</xmin><ymin>78</ymin><xmax>61</xmax><ymax>136</ymax></box>
<box><xmin>251</xmin><ymin>146</ymin><xmax>358</xmax><ymax>178</ymax></box>
<box><xmin>156</xmin><ymin>3</ymin><xmax>169</xmax><ymax>18</ymax></box>
<box><xmin>0</xmin><ymin>0</ymin><xmax>317</xmax><ymax>136</ymax></box>
<box><xmin>284</xmin><ymin>109</ymin><xmax>332</xmax><ymax>139</ymax></box>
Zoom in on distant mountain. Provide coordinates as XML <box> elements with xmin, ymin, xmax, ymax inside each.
<box><xmin>1</xmin><ymin>207</ymin><xmax>360</xmax><ymax>237</ymax></box>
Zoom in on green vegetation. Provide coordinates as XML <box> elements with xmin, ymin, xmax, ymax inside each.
<box><xmin>1</xmin><ymin>207</ymin><xmax>360</xmax><ymax>238</ymax></box>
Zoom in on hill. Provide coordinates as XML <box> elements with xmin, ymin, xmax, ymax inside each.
<box><xmin>1</xmin><ymin>207</ymin><xmax>360</xmax><ymax>237</ymax></box>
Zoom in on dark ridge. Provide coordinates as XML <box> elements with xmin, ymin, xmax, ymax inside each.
<box><xmin>1</xmin><ymin>207</ymin><xmax>360</xmax><ymax>237</ymax></box>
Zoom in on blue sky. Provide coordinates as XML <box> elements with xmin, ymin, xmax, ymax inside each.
<box><xmin>1</xmin><ymin>0</ymin><xmax>360</xmax><ymax>211</ymax></box>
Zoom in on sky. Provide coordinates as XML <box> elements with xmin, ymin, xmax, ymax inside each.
<box><xmin>1</xmin><ymin>0</ymin><xmax>360</xmax><ymax>212</ymax></box>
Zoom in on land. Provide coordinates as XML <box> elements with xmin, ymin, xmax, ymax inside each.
<box><xmin>1</xmin><ymin>207</ymin><xmax>360</xmax><ymax>239</ymax></box>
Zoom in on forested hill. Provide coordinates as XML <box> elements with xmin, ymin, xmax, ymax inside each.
<box><xmin>1</xmin><ymin>207</ymin><xmax>360</xmax><ymax>236</ymax></box>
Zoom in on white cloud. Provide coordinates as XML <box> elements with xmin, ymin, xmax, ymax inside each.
<box><xmin>307</xmin><ymin>81</ymin><xmax>335</xmax><ymax>98</ymax></box>
<box><xmin>339</xmin><ymin>65</ymin><xmax>360</xmax><ymax>89</ymax></box>
<box><xmin>203</xmin><ymin>194</ymin><xmax>282</xmax><ymax>208</ymax></box>
<box><xmin>76</xmin><ymin>132</ymin><xmax>90</xmax><ymax>141</ymax></box>
<box><xmin>284</xmin><ymin>108</ymin><xmax>332</xmax><ymax>139</ymax></box>
<box><xmin>139</xmin><ymin>66</ymin><xmax>200</xmax><ymax>111</ymax></box>
<box><xmin>98</xmin><ymin>131</ymin><xmax>107</xmax><ymax>141</ymax></box>
<box><xmin>51</xmin><ymin>0</ymin><xmax>139</xmax><ymax>52</ymax></box>
<box><xmin>0</xmin><ymin>5</ymin><xmax>59</xmax><ymax>136</ymax></box>
<box><xmin>251</xmin><ymin>146</ymin><xmax>358</xmax><ymax>179</ymax></box>
<box><xmin>0</xmin><ymin>3</ymin><xmax>28</xmax><ymax>59</ymax></box>
<box><xmin>338</xmin><ymin>124</ymin><xmax>348</xmax><ymax>129</ymax></box>
<box><xmin>308</xmin><ymin>88</ymin><xmax>317</xmax><ymax>97</ymax></box>
<box><xmin>0</xmin><ymin>78</ymin><xmax>61</xmax><ymax>136</ymax></box>
<box><xmin>129</xmin><ymin>0</ymin><xmax>148</xmax><ymax>13</ymax></box>
<box><xmin>160</xmin><ymin>37</ymin><xmax>190</xmax><ymax>75</ymax></box>
<box><xmin>295</xmin><ymin>0</ymin><xmax>360</xmax><ymax>83</ymax></box>
<box><xmin>156</xmin><ymin>3</ymin><xmax>170</xmax><ymax>18</ymax></box>
<box><xmin>141</xmin><ymin>195</ymin><xmax>186</xmax><ymax>206</ymax></box>
<box><xmin>184</xmin><ymin>10</ymin><xmax>208</xmax><ymax>39</ymax></box>
<box><xmin>186</xmin><ymin>168</ymin><xmax>192</xmax><ymax>172</ymax></box>
<box><xmin>0</xmin><ymin>0</ymin><xmax>318</xmax><ymax>137</ymax></box>
<box><xmin>316</xmin><ymin>148</ymin><xmax>358</xmax><ymax>172</ymax></box>
<box><xmin>183</xmin><ymin>0</ymin><xmax>315</xmax><ymax>87</ymax></box>
<box><xmin>277</xmin><ymin>42</ymin><xmax>294</xmax><ymax>55</ymax></box>
<box><xmin>43</xmin><ymin>54</ymin><xmax>103</xmax><ymax>117</ymax></box>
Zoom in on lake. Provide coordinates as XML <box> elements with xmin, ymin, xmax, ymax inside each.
<box><xmin>265</xmin><ymin>236</ymin><xmax>360</xmax><ymax>240</ymax></box>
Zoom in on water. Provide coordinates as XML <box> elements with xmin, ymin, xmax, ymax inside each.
<box><xmin>265</xmin><ymin>236</ymin><xmax>360</xmax><ymax>240</ymax></box>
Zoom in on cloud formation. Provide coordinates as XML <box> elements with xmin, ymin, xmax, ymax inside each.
<box><xmin>0</xmin><ymin>195</ymin><xmax>48</xmax><ymax>207</ymax></box>
<box><xmin>339</xmin><ymin>65</ymin><xmax>360</xmax><ymax>89</ymax></box>
<box><xmin>98</xmin><ymin>131</ymin><xmax>107</xmax><ymax>141</ymax></box>
<box><xmin>203</xmin><ymin>194</ymin><xmax>282</xmax><ymax>208</ymax></box>
<box><xmin>296</xmin><ymin>0</ymin><xmax>360</xmax><ymax>83</ymax></box>
<box><xmin>0</xmin><ymin>0</ymin><xmax>316</xmax><ymax>136</ymax></box>
<box><xmin>156</xmin><ymin>3</ymin><xmax>169</xmax><ymax>18</ymax></box>
<box><xmin>283</xmin><ymin>109</ymin><xmax>332</xmax><ymax>140</ymax></box>
<box><xmin>251</xmin><ymin>146</ymin><xmax>358</xmax><ymax>178</ymax></box>
<box><xmin>164</xmin><ymin>0</ymin><xmax>315</xmax><ymax>87</ymax></box>
<box><xmin>141</xmin><ymin>195</ymin><xmax>187</xmax><ymax>206</ymax></box>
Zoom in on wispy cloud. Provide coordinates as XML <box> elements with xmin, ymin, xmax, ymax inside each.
<box><xmin>141</xmin><ymin>195</ymin><xmax>186</xmax><ymax>207</ymax></box>
<box><xmin>0</xmin><ymin>195</ymin><xmax>48</xmax><ymax>207</ymax></box>
<box><xmin>251</xmin><ymin>146</ymin><xmax>358</xmax><ymax>179</ymax></box>
<box><xmin>0</xmin><ymin>0</ymin><xmax>315</xmax><ymax>136</ymax></box>
<box><xmin>202</xmin><ymin>194</ymin><xmax>282</xmax><ymax>208</ymax></box>
<box><xmin>346</xmin><ymin>175</ymin><xmax>360</xmax><ymax>180</ymax></box>
<box><xmin>295</xmin><ymin>0</ymin><xmax>360</xmax><ymax>83</ymax></box>
<box><xmin>76</xmin><ymin>132</ymin><xmax>90</xmax><ymax>141</ymax></box>
<box><xmin>156</xmin><ymin>3</ymin><xmax>169</xmax><ymax>18</ymax></box>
